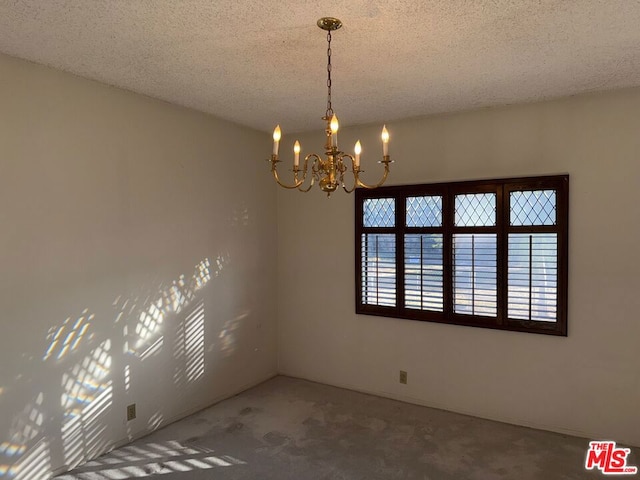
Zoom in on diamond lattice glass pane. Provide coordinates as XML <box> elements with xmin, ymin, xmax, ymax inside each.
<box><xmin>361</xmin><ymin>234</ymin><xmax>396</xmax><ymax>307</ymax></box>
<box><xmin>406</xmin><ymin>196</ymin><xmax>442</xmax><ymax>227</ymax></box>
<box><xmin>508</xmin><ymin>233</ymin><xmax>558</xmax><ymax>322</ymax></box>
<box><xmin>453</xmin><ymin>234</ymin><xmax>497</xmax><ymax>317</ymax></box>
<box><xmin>363</xmin><ymin>198</ymin><xmax>395</xmax><ymax>227</ymax></box>
<box><xmin>404</xmin><ymin>234</ymin><xmax>443</xmax><ymax>311</ymax></box>
<box><xmin>455</xmin><ymin>193</ymin><xmax>496</xmax><ymax>227</ymax></box>
<box><xmin>510</xmin><ymin>190</ymin><xmax>557</xmax><ymax>226</ymax></box>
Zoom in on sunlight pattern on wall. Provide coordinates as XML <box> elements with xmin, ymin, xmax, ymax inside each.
<box><xmin>10</xmin><ymin>439</ymin><xmax>50</xmax><ymax>480</ymax></box>
<box><xmin>5</xmin><ymin>393</ymin><xmax>44</xmax><ymax>451</ymax></box>
<box><xmin>123</xmin><ymin>257</ymin><xmax>219</xmax><ymax>361</ymax></box>
<box><xmin>124</xmin><ymin>364</ymin><xmax>131</xmax><ymax>392</ymax></box>
<box><xmin>219</xmin><ymin>310</ymin><xmax>250</xmax><ymax>357</ymax></box>
<box><xmin>139</xmin><ymin>336</ymin><xmax>164</xmax><ymax>362</ymax></box>
<box><xmin>173</xmin><ymin>301</ymin><xmax>205</xmax><ymax>387</ymax></box>
<box><xmin>54</xmin><ymin>441</ymin><xmax>246</xmax><ymax>479</ymax></box>
<box><xmin>183</xmin><ymin>302</ymin><xmax>205</xmax><ymax>382</ymax></box>
<box><xmin>231</xmin><ymin>204</ymin><xmax>250</xmax><ymax>227</ymax></box>
<box><xmin>136</xmin><ymin>300</ymin><xmax>165</xmax><ymax>351</ymax></box>
<box><xmin>2</xmin><ymin>255</ymin><xmax>231</xmax><ymax>479</ymax></box>
<box><xmin>61</xmin><ymin>339</ymin><xmax>113</xmax><ymax>468</ymax></box>
<box><xmin>43</xmin><ymin>310</ymin><xmax>95</xmax><ymax>361</ymax></box>
<box><xmin>147</xmin><ymin>412</ymin><xmax>164</xmax><ymax>432</ymax></box>
<box><xmin>0</xmin><ymin>393</ymin><xmax>47</xmax><ymax>478</ymax></box>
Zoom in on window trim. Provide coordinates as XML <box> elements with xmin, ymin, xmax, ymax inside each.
<box><xmin>355</xmin><ymin>175</ymin><xmax>569</xmax><ymax>336</ymax></box>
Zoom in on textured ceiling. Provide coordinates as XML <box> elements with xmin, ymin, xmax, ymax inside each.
<box><xmin>2</xmin><ymin>1</ymin><xmax>640</xmax><ymax>133</ymax></box>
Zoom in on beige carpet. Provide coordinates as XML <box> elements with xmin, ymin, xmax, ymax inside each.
<box><xmin>55</xmin><ymin>376</ymin><xmax>632</xmax><ymax>479</ymax></box>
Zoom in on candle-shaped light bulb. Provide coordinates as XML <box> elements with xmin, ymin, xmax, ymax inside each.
<box><xmin>330</xmin><ymin>114</ymin><xmax>339</xmax><ymax>134</ymax></box>
<box><xmin>293</xmin><ymin>140</ymin><xmax>301</xmax><ymax>167</ymax></box>
<box><xmin>381</xmin><ymin>125</ymin><xmax>389</xmax><ymax>156</ymax></box>
<box><xmin>330</xmin><ymin>114</ymin><xmax>339</xmax><ymax>147</ymax></box>
<box><xmin>273</xmin><ymin>125</ymin><xmax>281</xmax><ymax>155</ymax></box>
<box><xmin>354</xmin><ymin>140</ymin><xmax>362</xmax><ymax>168</ymax></box>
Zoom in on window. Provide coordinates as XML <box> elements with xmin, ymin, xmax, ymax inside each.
<box><xmin>355</xmin><ymin>175</ymin><xmax>568</xmax><ymax>336</ymax></box>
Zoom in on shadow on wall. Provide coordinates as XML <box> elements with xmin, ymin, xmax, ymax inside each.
<box><xmin>0</xmin><ymin>247</ymin><xmax>254</xmax><ymax>479</ymax></box>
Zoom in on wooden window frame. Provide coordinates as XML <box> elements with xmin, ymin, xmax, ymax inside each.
<box><xmin>355</xmin><ymin>175</ymin><xmax>569</xmax><ymax>336</ymax></box>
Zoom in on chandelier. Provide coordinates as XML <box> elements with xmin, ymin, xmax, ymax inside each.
<box><xmin>269</xmin><ymin>17</ymin><xmax>392</xmax><ymax>196</ymax></box>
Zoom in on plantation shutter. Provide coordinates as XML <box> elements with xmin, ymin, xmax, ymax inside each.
<box><xmin>360</xmin><ymin>198</ymin><xmax>396</xmax><ymax>307</ymax></box>
<box><xmin>404</xmin><ymin>195</ymin><xmax>444</xmax><ymax>312</ymax></box>
<box><xmin>507</xmin><ymin>190</ymin><xmax>559</xmax><ymax>322</ymax></box>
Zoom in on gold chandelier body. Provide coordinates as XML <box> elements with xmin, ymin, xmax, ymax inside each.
<box><xmin>268</xmin><ymin>17</ymin><xmax>392</xmax><ymax>196</ymax></box>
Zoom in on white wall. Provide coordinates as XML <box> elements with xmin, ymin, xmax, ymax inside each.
<box><xmin>0</xmin><ymin>53</ymin><xmax>278</xmax><ymax>478</ymax></box>
<box><xmin>277</xmin><ymin>88</ymin><xmax>640</xmax><ymax>447</ymax></box>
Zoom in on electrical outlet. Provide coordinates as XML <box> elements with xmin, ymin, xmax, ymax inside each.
<box><xmin>399</xmin><ymin>370</ymin><xmax>408</xmax><ymax>384</ymax></box>
<box><xmin>127</xmin><ymin>403</ymin><xmax>136</xmax><ymax>421</ymax></box>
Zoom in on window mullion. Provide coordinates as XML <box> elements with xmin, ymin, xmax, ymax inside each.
<box><xmin>397</xmin><ymin>192</ymin><xmax>405</xmax><ymax>314</ymax></box>
<box><xmin>443</xmin><ymin>185</ymin><xmax>454</xmax><ymax>318</ymax></box>
<box><xmin>497</xmin><ymin>184</ymin><xmax>507</xmax><ymax>326</ymax></box>
<box><xmin>557</xmin><ymin>176</ymin><xmax>569</xmax><ymax>336</ymax></box>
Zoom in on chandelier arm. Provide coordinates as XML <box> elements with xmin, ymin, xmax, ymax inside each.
<box><xmin>270</xmin><ymin>155</ymin><xmax>307</xmax><ymax>189</ymax></box>
<box><xmin>297</xmin><ymin>155</ymin><xmax>321</xmax><ymax>192</ymax></box>
<box><xmin>354</xmin><ymin>156</ymin><xmax>393</xmax><ymax>190</ymax></box>
<box><xmin>339</xmin><ymin>154</ymin><xmax>358</xmax><ymax>193</ymax></box>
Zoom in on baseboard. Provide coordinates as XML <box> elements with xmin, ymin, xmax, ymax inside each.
<box><xmin>277</xmin><ymin>371</ymin><xmax>639</xmax><ymax>449</ymax></box>
<box><xmin>126</xmin><ymin>371</ymin><xmax>279</xmax><ymax>442</ymax></box>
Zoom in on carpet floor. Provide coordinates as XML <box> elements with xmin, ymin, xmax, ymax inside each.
<box><xmin>54</xmin><ymin>376</ymin><xmax>631</xmax><ymax>479</ymax></box>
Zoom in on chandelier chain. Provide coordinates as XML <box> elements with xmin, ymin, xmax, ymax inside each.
<box><xmin>326</xmin><ymin>30</ymin><xmax>333</xmax><ymax>117</ymax></box>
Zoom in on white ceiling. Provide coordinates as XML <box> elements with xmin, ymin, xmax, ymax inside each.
<box><xmin>2</xmin><ymin>1</ymin><xmax>640</xmax><ymax>133</ymax></box>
